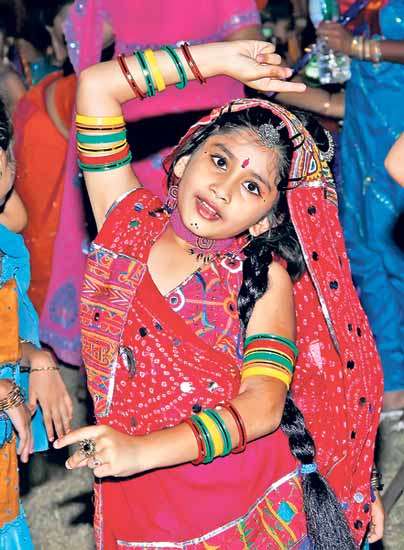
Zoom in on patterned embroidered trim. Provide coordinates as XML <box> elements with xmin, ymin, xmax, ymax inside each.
<box><xmin>116</xmin><ymin>469</ymin><xmax>299</xmax><ymax>547</ymax></box>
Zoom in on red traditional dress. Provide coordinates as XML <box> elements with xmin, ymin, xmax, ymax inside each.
<box><xmin>80</xmin><ymin>100</ymin><xmax>383</xmax><ymax>549</ymax></box>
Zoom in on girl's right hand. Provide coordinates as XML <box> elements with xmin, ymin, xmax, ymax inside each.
<box><xmin>214</xmin><ymin>40</ymin><xmax>306</xmax><ymax>94</ymax></box>
<box><xmin>7</xmin><ymin>402</ymin><xmax>33</xmax><ymax>463</ymax></box>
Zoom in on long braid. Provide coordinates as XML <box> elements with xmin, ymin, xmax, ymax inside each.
<box><xmin>238</xmin><ymin>235</ymin><xmax>355</xmax><ymax>549</ymax></box>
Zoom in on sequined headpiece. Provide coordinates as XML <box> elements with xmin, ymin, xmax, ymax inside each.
<box><xmin>257</xmin><ymin>122</ymin><xmax>281</xmax><ymax>149</ymax></box>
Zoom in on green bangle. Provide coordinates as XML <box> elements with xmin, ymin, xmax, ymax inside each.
<box><xmin>134</xmin><ymin>50</ymin><xmax>156</xmax><ymax>97</ymax></box>
<box><xmin>204</xmin><ymin>409</ymin><xmax>232</xmax><ymax>457</ymax></box>
<box><xmin>77</xmin><ymin>131</ymin><xmax>127</xmax><ymax>144</ymax></box>
<box><xmin>78</xmin><ymin>152</ymin><xmax>132</xmax><ymax>172</ymax></box>
<box><xmin>191</xmin><ymin>415</ymin><xmax>214</xmax><ymax>464</ymax></box>
<box><xmin>161</xmin><ymin>45</ymin><xmax>188</xmax><ymax>89</ymax></box>
<box><xmin>244</xmin><ymin>333</ymin><xmax>299</xmax><ymax>358</ymax></box>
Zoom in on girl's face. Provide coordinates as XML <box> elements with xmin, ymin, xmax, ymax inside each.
<box><xmin>174</xmin><ymin>129</ymin><xmax>281</xmax><ymax>240</ymax></box>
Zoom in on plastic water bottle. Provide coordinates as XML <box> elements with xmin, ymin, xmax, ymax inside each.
<box><xmin>309</xmin><ymin>0</ymin><xmax>351</xmax><ymax>84</ymax></box>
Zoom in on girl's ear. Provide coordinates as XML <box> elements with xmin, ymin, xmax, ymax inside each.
<box><xmin>249</xmin><ymin>216</ymin><xmax>270</xmax><ymax>238</ymax></box>
<box><xmin>173</xmin><ymin>155</ymin><xmax>191</xmax><ymax>178</ymax></box>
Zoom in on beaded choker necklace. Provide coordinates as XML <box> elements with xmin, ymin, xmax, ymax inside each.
<box><xmin>169</xmin><ymin>206</ymin><xmax>235</xmax><ymax>262</ymax></box>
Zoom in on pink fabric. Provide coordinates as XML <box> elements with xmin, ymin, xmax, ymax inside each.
<box><xmin>40</xmin><ymin>0</ymin><xmax>260</xmax><ymax>365</ymax></box>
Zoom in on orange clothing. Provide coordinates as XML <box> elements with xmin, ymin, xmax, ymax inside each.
<box><xmin>0</xmin><ymin>437</ymin><xmax>19</xmax><ymax>528</ymax></box>
<box><xmin>14</xmin><ymin>73</ymin><xmax>76</xmax><ymax>313</ymax></box>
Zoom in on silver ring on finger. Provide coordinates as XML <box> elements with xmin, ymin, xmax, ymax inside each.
<box><xmin>88</xmin><ymin>456</ymin><xmax>103</xmax><ymax>469</ymax></box>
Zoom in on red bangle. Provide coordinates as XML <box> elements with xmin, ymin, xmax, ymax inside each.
<box><xmin>218</xmin><ymin>402</ymin><xmax>247</xmax><ymax>454</ymax></box>
<box><xmin>182</xmin><ymin>418</ymin><xmax>206</xmax><ymax>465</ymax></box>
<box><xmin>78</xmin><ymin>145</ymin><xmax>130</xmax><ymax>165</ymax></box>
<box><xmin>180</xmin><ymin>42</ymin><xmax>207</xmax><ymax>85</ymax></box>
<box><xmin>117</xmin><ymin>54</ymin><xmax>146</xmax><ymax>99</ymax></box>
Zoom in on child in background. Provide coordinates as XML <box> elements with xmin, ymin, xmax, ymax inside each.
<box><xmin>0</xmin><ymin>99</ymin><xmax>72</xmax><ymax>548</ymax></box>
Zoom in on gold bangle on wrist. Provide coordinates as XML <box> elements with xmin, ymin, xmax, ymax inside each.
<box><xmin>351</xmin><ymin>35</ymin><xmax>364</xmax><ymax>60</ymax></box>
<box><xmin>370</xmin><ymin>40</ymin><xmax>383</xmax><ymax>63</ymax></box>
<box><xmin>0</xmin><ymin>382</ymin><xmax>25</xmax><ymax>411</ymax></box>
<box><xmin>363</xmin><ymin>39</ymin><xmax>372</xmax><ymax>61</ymax></box>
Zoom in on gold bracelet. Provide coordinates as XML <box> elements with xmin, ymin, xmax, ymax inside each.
<box><xmin>370</xmin><ymin>40</ymin><xmax>382</xmax><ymax>63</ymax></box>
<box><xmin>0</xmin><ymin>382</ymin><xmax>25</xmax><ymax>411</ymax></box>
<box><xmin>30</xmin><ymin>366</ymin><xmax>60</xmax><ymax>373</ymax></box>
<box><xmin>351</xmin><ymin>35</ymin><xmax>364</xmax><ymax>60</ymax></box>
<box><xmin>363</xmin><ymin>39</ymin><xmax>372</xmax><ymax>61</ymax></box>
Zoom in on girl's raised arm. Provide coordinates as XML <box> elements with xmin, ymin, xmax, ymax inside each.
<box><xmin>76</xmin><ymin>40</ymin><xmax>305</xmax><ymax>229</ymax></box>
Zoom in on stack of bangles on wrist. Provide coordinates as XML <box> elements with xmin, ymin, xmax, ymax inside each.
<box><xmin>183</xmin><ymin>334</ymin><xmax>297</xmax><ymax>465</ymax></box>
<box><xmin>118</xmin><ymin>41</ymin><xmax>205</xmax><ymax>100</ymax></box>
<box><xmin>371</xmin><ymin>465</ymin><xmax>384</xmax><ymax>492</ymax></box>
<box><xmin>350</xmin><ymin>36</ymin><xmax>383</xmax><ymax>63</ymax></box>
<box><xmin>0</xmin><ymin>381</ymin><xmax>24</xmax><ymax>411</ymax></box>
<box><xmin>183</xmin><ymin>402</ymin><xmax>247</xmax><ymax>465</ymax></box>
<box><xmin>76</xmin><ymin>115</ymin><xmax>132</xmax><ymax>172</ymax></box>
<box><xmin>76</xmin><ymin>43</ymin><xmax>205</xmax><ymax>173</ymax></box>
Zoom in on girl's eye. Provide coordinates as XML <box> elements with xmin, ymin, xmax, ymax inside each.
<box><xmin>211</xmin><ymin>155</ymin><xmax>227</xmax><ymax>169</ymax></box>
<box><xmin>243</xmin><ymin>181</ymin><xmax>261</xmax><ymax>196</ymax></box>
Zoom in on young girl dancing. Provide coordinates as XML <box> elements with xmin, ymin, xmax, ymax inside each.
<box><xmin>55</xmin><ymin>40</ymin><xmax>383</xmax><ymax>549</ymax></box>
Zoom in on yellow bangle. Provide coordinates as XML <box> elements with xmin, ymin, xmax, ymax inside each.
<box><xmin>144</xmin><ymin>49</ymin><xmax>166</xmax><ymax>92</ymax></box>
<box><xmin>76</xmin><ymin>114</ymin><xmax>125</xmax><ymax>126</ymax></box>
<box><xmin>241</xmin><ymin>366</ymin><xmax>291</xmax><ymax>389</ymax></box>
<box><xmin>197</xmin><ymin>412</ymin><xmax>224</xmax><ymax>457</ymax></box>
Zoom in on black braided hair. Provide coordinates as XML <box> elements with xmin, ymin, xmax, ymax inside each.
<box><xmin>167</xmin><ymin>106</ymin><xmax>355</xmax><ymax>549</ymax></box>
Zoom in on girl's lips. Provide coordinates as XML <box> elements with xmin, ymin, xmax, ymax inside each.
<box><xmin>195</xmin><ymin>197</ymin><xmax>220</xmax><ymax>221</ymax></box>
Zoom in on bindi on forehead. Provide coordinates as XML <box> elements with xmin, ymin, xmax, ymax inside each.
<box><xmin>241</xmin><ymin>158</ymin><xmax>250</xmax><ymax>169</ymax></box>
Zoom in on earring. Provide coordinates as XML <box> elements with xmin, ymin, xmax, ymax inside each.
<box><xmin>165</xmin><ymin>182</ymin><xmax>179</xmax><ymax>213</ymax></box>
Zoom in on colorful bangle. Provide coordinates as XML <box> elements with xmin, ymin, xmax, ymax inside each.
<box><xmin>144</xmin><ymin>49</ymin><xmax>166</xmax><ymax>92</ymax></box>
<box><xmin>218</xmin><ymin>402</ymin><xmax>247</xmax><ymax>454</ymax></box>
<box><xmin>76</xmin><ymin>114</ymin><xmax>124</xmax><ymax>127</ymax></box>
<box><xmin>180</xmin><ymin>42</ymin><xmax>206</xmax><ymax>84</ymax></box>
<box><xmin>78</xmin><ymin>153</ymin><xmax>132</xmax><ymax>172</ymax></box>
<box><xmin>183</xmin><ymin>418</ymin><xmax>206</xmax><ymax>465</ymax></box>
<box><xmin>134</xmin><ymin>50</ymin><xmax>156</xmax><ymax>97</ymax></box>
<box><xmin>161</xmin><ymin>45</ymin><xmax>188</xmax><ymax>89</ymax></box>
<box><xmin>197</xmin><ymin>411</ymin><xmax>224</xmax><ymax>457</ymax></box>
<box><xmin>76</xmin><ymin>123</ymin><xmax>126</xmax><ymax>132</ymax></box>
<box><xmin>191</xmin><ymin>414</ymin><xmax>215</xmax><ymax>464</ymax></box>
<box><xmin>203</xmin><ymin>408</ymin><xmax>232</xmax><ymax>457</ymax></box>
<box><xmin>77</xmin><ymin>131</ymin><xmax>127</xmax><ymax>144</ymax></box>
<box><xmin>244</xmin><ymin>333</ymin><xmax>298</xmax><ymax>358</ymax></box>
<box><xmin>117</xmin><ymin>53</ymin><xmax>146</xmax><ymax>99</ymax></box>
<box><xmin>79</xmin><ymin>146</ymin><xmax>130</xmax><ymax>166</ymax></box>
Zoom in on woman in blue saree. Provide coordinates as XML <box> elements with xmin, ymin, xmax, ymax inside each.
<box><xmin>318</xmin><ymin>0</ymin><xmax>404</xmax><ymax>409</ymax></box>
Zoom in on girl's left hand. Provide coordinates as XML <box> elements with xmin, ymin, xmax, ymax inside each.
<box><xmin>54</xmin><ymin>424</ymin><xmax>143</xmax><ymax>478</ymax></box>
<box><xmin>317</xmin><ymin>22</ymin><xmax>353</xmax><ymax>56</ymax></box>
<box><xmin>368</xmin><ymin>491</ymin><xmax>385</xmax><ymax>543</ymax></box>
<box><xmin>28</xmin><ymin>349</ymin><xmax>73</xmax><ymax>441</ymax></box>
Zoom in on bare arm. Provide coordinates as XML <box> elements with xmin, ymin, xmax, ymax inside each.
<box><xmin>55</xmin><ymin>263</ymin><xmax>296</xmax><ymax>477</ymax></box>
<box><xmin>385</xmin><ymin>134</ymin><xmax>404</xmax><ymax>186</ymax></box>
<box><xmin>276</xmin><ymin>77</ymin><xmax>345</xmax><ymax>119</ymax></box>
<box><xmin>77</xmin><ymin>41</ymin><xmax>305</xmax><ymax>230</ymax></box>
